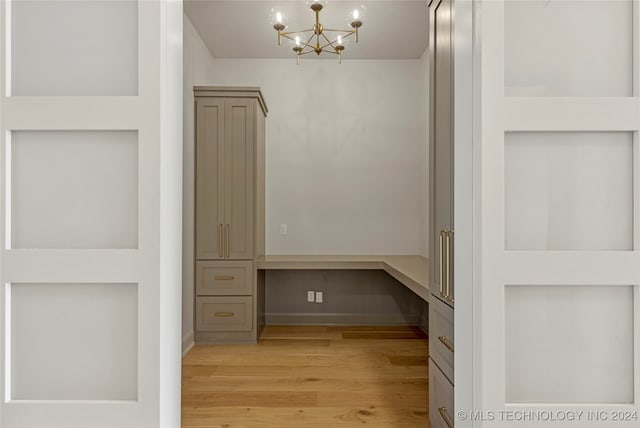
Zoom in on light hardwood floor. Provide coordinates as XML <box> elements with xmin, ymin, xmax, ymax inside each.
<box><xmin>182</xmin><ymin>325</ymin><xmax>429</xmax><ymax>428</ymax></box>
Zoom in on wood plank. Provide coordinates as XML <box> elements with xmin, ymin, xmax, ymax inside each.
<box><xmin>260</xmin><ymin>325</ymin><xmax>342</xmax><ymax>340</ymax></box>
<box><xmin>182</xmin><ymin>391</ymin><xmax>318</xmax><ymax>407</ymax></box>
<box><xmin>182</xmin><ymin>326</ymin><xmax>430</xmax><ymax>428</ymax></box>
<box><xmin>327</xmin><ymin>325</ymin><xmax>424</xmax><ymax>333</ymax></box>
<box><xmin>182</xmin><ymin>375</ymin><xmax>428</xmax><ymax>393</ymax></box>
<box><xmin>317</xmin><ymin>391</ymin><xmax>428</xmax><ymax>407</ymax></box>
<box><xmin>258</xmin><ymin>339</ymin><xmax>331</xmax><ymax>347</ymax></box>
<box><xmin>388</xmin><ymin>356</ymin><xmax>429</xmax><ymax>366</ymax></box>
<box><xmin>342</xmin><ymin>331</ymin><xmax>427</xmax><ymax>340</ymax></box>
<box><xmin>182</xmin><ymin>406</ymin><xmax>429</xmax><ymax>428</ymax></box>
<box><xmin>210</xmin><ymin>365</ymin><xmax>428</xmax><ymax>378</ymax></box>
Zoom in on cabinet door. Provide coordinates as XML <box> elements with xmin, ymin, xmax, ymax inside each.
<box><xmin>196</xmin><ymin>99</ymin><xmax>225</xmax><ymax>260</ymax></box>
<box><xmin>431</xmin><ymin>0</ymin><xmax>454</xmax><ymax>303</ymax></box>
<box><xmin>224</xmin><ymin>99</ymin><xmax>254</xmax><ymax>260</ymax></box>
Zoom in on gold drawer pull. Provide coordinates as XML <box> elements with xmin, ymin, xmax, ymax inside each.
<box><xmin>438</xmin><ymin>336</ymin><xmax>454</xmax><ymax>353</ymax></box>
<box><xmin>214</xmin><ymin>312</ymin><xmax>235</xmax><ymax>317</ymax></box>
<box><xmin>214</xmin><ymin>275</ymin><xmax>235</xmax><ymax>281</ymax></box>
<box><xmin>438</xmin><ymin>406</ymin><xmax>453</xmax><ymax>428</ymax></box>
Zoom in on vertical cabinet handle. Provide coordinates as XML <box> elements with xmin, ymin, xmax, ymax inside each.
<box><xmin>439</xmin><ymin>229</ymin><xmax>455</xmax><ymax>304</ymax></box>
<box><xmin>446</xmin><ymin>229</ymin><xmax>454</xmax><ymax>304</ymax></box>
<box><xmin>443</xmin><ymin>229</ymin><xmax>449</xmax><ymax>300</ymax></box>
<box><xmin>218</xmin><ymin>224</ymin><xmax>223</xmax><ymax>258</ymax></box>
<box><xmin>438</xmin><ymin>406</ymin><xmax>454</xmax><ymax>428</ymax></box>
<box><xmin>226</xmin><ymin>224</ymin><xmax>230</xmax><ymax>258</ymax></box>
<box><xmin>439</xmin><ymin>230</ymin><xmax>445</xmax><ymax>297</ymax></box>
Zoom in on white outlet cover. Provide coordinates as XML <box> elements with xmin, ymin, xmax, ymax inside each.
<box><xmin>315</xmin><ymin>291</ymin><xmax>323</xmax><ymax>303</ymax></box>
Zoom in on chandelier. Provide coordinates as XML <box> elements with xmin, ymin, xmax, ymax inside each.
<box><xmin>271</xmin><ymin>1</ymin><xmax>366</xmax><ymax>64</ymax></box>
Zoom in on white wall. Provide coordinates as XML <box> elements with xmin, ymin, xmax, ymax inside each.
<box><xmin>182</xmin><ymin>15</ymin><xmax>428</xmax><ymax>341</ymax></box>
<box><xmin>182</xmin><ymin>16</ymin><xmax>218</xmax><ymax>347</ymax></box>
<box><xmin>206</xmin><ymin>59</ymin><xmax>428</xmax><ymax>255</ymax></box>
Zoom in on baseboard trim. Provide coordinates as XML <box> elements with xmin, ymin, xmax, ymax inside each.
<box><xmin>182</xmin><ymin>330</ymin><xmax>195</xmax><ymax>357</ymax></box>
<box><xmin>265</xmin><ymin>312</ymin><xmax>419</xmax><ymax>325</ymax></box>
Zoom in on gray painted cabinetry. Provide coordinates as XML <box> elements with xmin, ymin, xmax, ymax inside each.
<box><xmin>429</xmin><ymin>0</ymin><xmax>455</xmax><ymax>426</ymax></box>
<box><xmin>194</xmin><ymin>87</ymin><xmax>267</xmax><ymax>343</ymax></box>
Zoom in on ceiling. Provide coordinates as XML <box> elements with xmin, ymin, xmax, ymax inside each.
<box><xmin>184</xmin><ymin>1</ymin><xmax>429</xmax><ymax>60</ymax></box>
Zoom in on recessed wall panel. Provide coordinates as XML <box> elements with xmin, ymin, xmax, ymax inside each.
<box><xmin>10</xmin><ymin>131</ymin><xmax>138</xmax><ymax>249</ymax></box>
<box><xmin>505</xmin><ymin>285</ymin><xmax>634</xmax><ymax>403</ymax></box>
<box><xmin>10</xmin><ymin>283</ymin><xmax>138</xmax><ymax>400</ymax></box>
<box><xmin>11</xmin><ymin>0</ymin><xmax>138</xmax><ymax>96</ymax></box>
<box><xmin>505</xmin><ymin>132</ymin><xmax>633</xmax><ymax>251</ymax></box>
<box><xmin>505</xmin><ymin>0</ymin><xmax>632</xmax><ymax>97</ymax></box>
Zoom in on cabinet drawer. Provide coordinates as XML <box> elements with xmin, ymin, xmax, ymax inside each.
<box><xmin>430</xmin><ymin>294</ymin><xmax>454</xmax><ymax>382</ymax></box>
<box><xmin>196</xmin><ymin>296</ymin><xmax>253</xmax><ymax>332</ymax></box>
<box><xmin>429</xmin><ymin>358</ymin><xmax>454</xmax><ymax>428</ymax></box>
<box><xmin>196</xmin><ymin>261</ymin><xmax>253</xmax><ymax>295</ymax></box>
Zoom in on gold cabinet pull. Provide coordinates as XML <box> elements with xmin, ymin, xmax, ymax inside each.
<box><xmin>439</xmin><ymin>230</ymin><xmax>445</xmax><ymax>297</ymax></box>
<box><xmin>226</xmin><ymin>224</ymin><xmax>230</xmax><ymax>258</ymax></box>
<box><xmin>445</xmin><ymin>229</ymin><xmax>454</xmax><ymax>303</ymax></box>
<box><xmin>438</xmin><ymin>407</ymin><xmax>454</xmax><ymax>428</ymax></box>
<box><xmin>214</xmin><ymin>275</ymin><xmax>235</xmax><ymax>281</ymax></box>
<box><xmin>443</xmin><ymin>229</ymin><xmax>449</xmax><ymax>299</ymax></box>
<box><xmin>438</xmin><ymin>335</ymin><xmax>454</xmax><ymax>353</ymax></box>
<box><xmin>218</xmin><ymin>224</ymin><xmax>223</xmax><ymax>258</ymax></box>
<box><xmin>214</xmin><ymin>312</ymin><xmax>234</xmax><ymax>317</ymax></box>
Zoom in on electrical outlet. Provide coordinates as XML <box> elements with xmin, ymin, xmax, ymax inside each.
<box><xmin>280</xmin><ymin>224</ymin><xmax>288</xmax><ymax>235</ymax></box>
<box><xmin>307</xmin><ymin>291</ymin><xmax>315</xmax><ymax>302</ymax></box>
<box><xmin>315</xmin><ymin>291</ymin><xmax>323</xmax><ymax>303</ymax></box>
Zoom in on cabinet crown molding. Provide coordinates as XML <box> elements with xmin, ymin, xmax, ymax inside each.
<box><xmin>193</xmin><ymin>86</ymin><xmax>268</xmax><ymax>116</ymax></box>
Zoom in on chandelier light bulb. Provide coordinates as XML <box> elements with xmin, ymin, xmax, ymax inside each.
<box><xmin>348</xmin><ymin>5</ymin><xmax>366</xmax><ymax>29</ymax></box>
<box><xmin>337</xmin><ymin>35</ymin><xmax>343</xmax><ymax>46</ymax></box>
<box><xmin>271</xmin><ymin>9</ymin><xmax>287</xmax><ymax>31</ymax></box>
<box><xmin>295</xmin><ymin>35</ymin><xmax>301</xmax><ymax>46</ymax></box>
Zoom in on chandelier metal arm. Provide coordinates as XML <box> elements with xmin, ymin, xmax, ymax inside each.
<box><xmin>303</xmin><ymin>32</ymin><xmax>316</xmax><ymax>50</ymax></box>
<box><xmin>280</xmin><ymin>29</ymin><xmax>314</xmax><ymax>37</ymax></box>
<box><xmin>272</xmin><ymin>3</ymin><xmax>363</xmax><ymax>62</ymax></box>
<box><xmin>320</xmin><ymin>33</ymin><xmax>337</xmax><ymax>51</ymax></box>
<box><xmin>320</xmin><ymin>29</ymin><xmax>356</xmax><ymax>34</ymax></box>
<box><xmin>279</xmin><ymin>29</ymin><xmax>318</xmax><ymax>52</ymax></box>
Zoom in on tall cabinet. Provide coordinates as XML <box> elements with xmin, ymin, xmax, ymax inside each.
<box><xmin>194</xmin><ymin>87</ymin><xmax>267</xmax><ymax>343</ymax></box>
<box><xmin>428</xmin><ymin>0</ymin><xmax>455</xmax><ymax>426</ymax></box>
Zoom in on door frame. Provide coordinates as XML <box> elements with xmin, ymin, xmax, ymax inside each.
<box><xmin>449</xmin><ymin>0</ymin><xmax>479</xmax><ymax>425</ymax></box>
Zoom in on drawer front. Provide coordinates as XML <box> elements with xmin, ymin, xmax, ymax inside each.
<box><xmin>429</xmin><ymin>358</ymin><xmax>454</xmax><ymax>428</ymax></box>
<box><xmin>429</xmin><ymin>294</ymin><xmax>454</xmax><ymax>382</ymax></box>
<box><xmin>196</xmin><ymin>296</ymin><xmax>253</xmax><ymax>332</ymax></box>
<box><xmin>196</xmin><ymin>261</ymin><xmax>253</xmax><ymax>295</ymax></box>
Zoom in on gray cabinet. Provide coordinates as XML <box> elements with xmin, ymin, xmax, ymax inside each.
<box><xmin>430</xmin><ymin>0</ymin><xmax>454</xmax><ymax>308</ymax></box>
<box><xmin>196</xmin><ymin>97</ymin><xmax>255</xmax><ymax>260</ymax></box>
<box><xmin>429</xmin><ymin>0</ymin><xmax>455</xmax><ymax>426</ymax></box>
<box><xmin>194</xmin><ymin>87</ymin><xmax>267</xmax><ymax>343</ymax></box>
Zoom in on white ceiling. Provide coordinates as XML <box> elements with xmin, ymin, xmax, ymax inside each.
<box><xmin>184</xmin><ymin>1</ymin><xmax>429</xmax><ymax>60</ymax></box>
